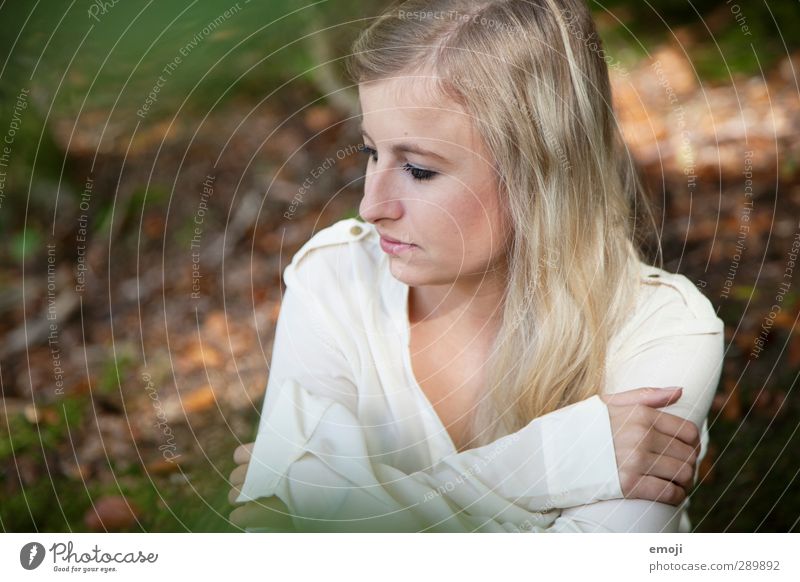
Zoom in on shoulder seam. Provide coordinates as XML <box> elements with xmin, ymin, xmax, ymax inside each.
<box><xmin>639</xmin><ymin>268</ymin><xmax>720</xmax><ymax>323</ymax></box>
<box><xmin>288</xmin><ymin>218</ymin><xmax>371</xmax><ymax>272</ymax></box>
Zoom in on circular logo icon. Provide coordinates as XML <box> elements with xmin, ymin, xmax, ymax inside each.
<box><xmin>20</xmin><ymin>542</ymin><xmax>46</xmax><ymax>570</ymax></box>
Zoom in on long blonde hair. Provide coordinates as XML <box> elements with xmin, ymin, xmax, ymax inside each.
<box><xmin>346</xmin><ymin>0</ymin><xmax>660</xmax><ymax>447</ymax></box>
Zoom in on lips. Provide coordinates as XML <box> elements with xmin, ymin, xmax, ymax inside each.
<box><xmin>378</xmin><ymin>232</ymin><xmax>416</xmax><ymax>255</ymax></box>
<box><xmin>379</xmin><ymin>233</ymin><xmax>410</xmax><ymax>245</ymax></box>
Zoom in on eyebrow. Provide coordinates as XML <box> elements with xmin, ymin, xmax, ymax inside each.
<box><xmin>360</xmin><ymin>123</ymin><xmax>449</xmax><ymax>164</ymax></box>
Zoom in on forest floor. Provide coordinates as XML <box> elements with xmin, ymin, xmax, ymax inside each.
<box><xmin>1</xmin><ymin>42</ymin><xmax>799</xmax><ymax>532</ymax></box>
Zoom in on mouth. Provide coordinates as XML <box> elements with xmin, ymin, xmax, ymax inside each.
<box><xmin>378</xmin><ymin>234</ymin><xmax>416</xmax><ymax>255</ymax></box>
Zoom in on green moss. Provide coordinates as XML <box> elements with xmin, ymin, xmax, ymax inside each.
<box><xmin>97</xmin><ymin>350</ymin><xmax>136</xmax><ymax>397</ymax></box>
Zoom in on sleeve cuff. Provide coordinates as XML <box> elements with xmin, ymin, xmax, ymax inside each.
<box><xmin>540</xmin><ymin>394</ymin><xmax>623</xmax><ymax>508</ymax></box>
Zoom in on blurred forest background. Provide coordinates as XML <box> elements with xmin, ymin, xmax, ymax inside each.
<box><xmin>0</xmin><ymin>0</ymin><xmax>798</xmax><ymax>532</ymax></box>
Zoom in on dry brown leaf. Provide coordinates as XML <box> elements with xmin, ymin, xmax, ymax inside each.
<box><xmin>83</xmin><ymin>496</ymin><xmax>140</xmax><ymax>532</ymax></box>
<box><xmin>181</xmin><ymin>385</ymin><xmax>217</xmax><ymax>414</ymax></box>
<box><xmin>147</xmin><ymin>459</ymin><xmax>181</xmax><ymax>475</ymax></box>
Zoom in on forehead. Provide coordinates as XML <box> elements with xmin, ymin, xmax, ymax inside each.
<box><xmin>358</xmin><ymin>76</ymin><xmax>474</xmax><ymax>143</ymax></box>
<box><xmin>359</xmin><ymin>73</ymin><xmax>446</xmax><ymax>108</ymax></box>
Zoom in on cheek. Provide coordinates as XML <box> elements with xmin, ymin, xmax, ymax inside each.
<box><xmin>408</xmin><ymin>178</ymin><xmax>505</xmax><ymax>265</ymax></box>
<box><xmin>432</xmin><ymin>199</ymin><xmax>502</xmax><ymax>264</ymax></box>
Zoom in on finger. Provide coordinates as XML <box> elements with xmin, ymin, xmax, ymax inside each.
<box><xmin>626</xmin><ymin>474</ymin><xmax>687</xmax><ymax>506</ymax></box>
<box><xmin>229</xmin><ymin>463</ymin><xmax>248</xmax><ymax>487</ymax></box>
<box><xmin>234</xmin><ymin>442</ymin><xmax>254</xmax><ymax>464</ymax></box>
<box><xmin>651</xmin><ymin>432</ymin><xmax>698</xmax><ymax>466</ymax></box>
<box><xmin>230</xmin><ymin>499</ymin><xmax>294</xmax><ymax>530</ymax></box>
<box><xmin>230</xmin><ymin>504</ymin><xmax>265</xmax><ymax>529</ymax></box>
<box><xmin>228</xmin><ymin>485</ymin><xmax>243</xmax><ymax>506</ymax></box>
<box><xmin>652</xmin><ymin>412</ymin><xmax>700</xmax><ymax>448</ymax></box>
<box><xmin>643</xmin><ymin>452</ymin><xmax>695</xmax><ymax>490</ymax></box>
<box><xmin>601</xmin><ymin>387</ymin><xmax>683</xmax><ymax>408</ymax></box>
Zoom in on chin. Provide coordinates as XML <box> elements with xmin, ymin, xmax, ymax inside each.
<box><xmin>388</xmin><ymin>261</ymin><xmax>427</xmax><ymax>286</ymax></box>
<box><xmin>388</xmin><ymin>261</ymin><xmax>451</xmax><ymax>287</ymax></box>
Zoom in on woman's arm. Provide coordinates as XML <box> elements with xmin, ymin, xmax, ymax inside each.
<box><xmin>549</xmin><ymin>284</ymin><xmax>725</xmax><ymax>532</ymax></box>
<box><xmin>232</xmin><ymin>251</ymin><xmax>624</xmax><ymax>530</ymax></box>
<box><xmin>233</xmin><ymin>381</ymin><xmax>699</xmax><ymax>533</ymax></box>
<box><xmin>231</xmin><ymin>252</ymin><xmax>713</xmax><ymax>532</ymax></box>
<box><xmin>233</xmin><ymin>275</ymin><xmax>621</xmax><ymax>530</ymax></box>
<box><xmin>229</xmin><ymin>386</ymin><xmax>699</xmax><ymax>531</ymax></box>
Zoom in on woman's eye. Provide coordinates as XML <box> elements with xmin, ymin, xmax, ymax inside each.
<box><xmin>402</xmin><ymin>163</ymin><xmax>436</xmax><ymax>181</ymax></box>
<box><xmin>359</xmin><ymin>144</ymin><xmax>378</xmax><ymax>162</ymax></box>
<box><xmin>359</xmin><ymin>144</ymin><xmax>436</xmax><ymax>181</ymax></box>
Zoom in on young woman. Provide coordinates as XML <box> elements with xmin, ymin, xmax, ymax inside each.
<box><xmin>228</xmin><ymin>0</ymin><xmax>724</xmax><ymax>532</ymax></box>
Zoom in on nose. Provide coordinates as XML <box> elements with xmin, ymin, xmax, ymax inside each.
<box><xmin>359</xmin><ymin>160</ymin><xmax>403</xmax><ymax>224</ymax></box>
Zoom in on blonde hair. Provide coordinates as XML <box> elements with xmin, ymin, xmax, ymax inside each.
<box><xmin>346</xmin><ymin>0</ymin><xmax>660</xmax><ymax>447</ymax></box>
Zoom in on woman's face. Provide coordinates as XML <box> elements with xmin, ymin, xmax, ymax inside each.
<box><xmin>358</xmin><ymin>76</ymin><xmax>510</xmax><ymax>288</ymax></box>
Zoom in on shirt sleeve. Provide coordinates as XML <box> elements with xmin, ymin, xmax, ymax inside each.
<box><xmin>548</xmin><ymin>281</ymin><xmax>725</xmax><ymax>532</ymax></box>
<box><xmin>235</xmin><ymin>249</ymin><xmax>626</xmax><ymax>532</ymax></box>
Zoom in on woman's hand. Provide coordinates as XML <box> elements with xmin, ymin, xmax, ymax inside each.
<box><xmin>600</xmin><ymin>387</ymin><xmax>701</xmax><ymax>506</ymax></box>
<box><xmin>228</xmin><ymin>442</ymin><xmax>295</xmax><ymax>531</ymax></box>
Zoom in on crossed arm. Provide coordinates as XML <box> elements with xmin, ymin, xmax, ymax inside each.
<box><xmin>230</xmin><ymin>261</ymin><xmax>724</xmax><ymax>532</ymax></box>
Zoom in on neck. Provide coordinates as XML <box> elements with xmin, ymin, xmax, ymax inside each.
<box><xmin>409</xmin><ymin>267</ymin><xmax>507</xmax><ymax>330</ymax></box>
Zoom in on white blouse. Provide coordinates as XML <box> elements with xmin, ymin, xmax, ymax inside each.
<box><xmin>236</xmin><ymin>218</ymin><xmax>725</xmax><ymax>532</ymax></box>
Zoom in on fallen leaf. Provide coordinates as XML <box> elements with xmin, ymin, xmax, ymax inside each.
<box><xmin>83</xmin><ymin>496</ymin><xmax>140</xmax><ymax>531</ymax></box>
<box><xmin>147</xmin><ymin>459</ymin><xmax>181</xmax><ymax>475</ymax></box>
<box><xmin>182</xmin><ymin>385</ymin><xmax>217</xmax><ymax>413</ymax></box>
<box><xmin>698</xmin><ymin>442</ymin><xmax>717</xmax><ymax>484</ymax></box>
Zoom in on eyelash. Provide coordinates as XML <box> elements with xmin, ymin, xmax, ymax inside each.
<box><xmin>359</xmin><ymin>145</ymin><xmax>437</xmax><ymax>181</ymax></box>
